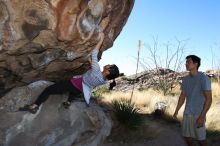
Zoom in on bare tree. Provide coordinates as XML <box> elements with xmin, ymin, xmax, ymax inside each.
<box><xmin>210</xmin><ymin>44</ymin><xmax>220</xmax><ymax>86</ymax></box>
<box><xmin>140</xmin><ymin>37</ymin><xmax>188</xmax><ymax>95</ymax></box>
<box><xmin>216</xmin><ymin>46</ymin><xmax>220</xmax><ymax>86</ymax></box>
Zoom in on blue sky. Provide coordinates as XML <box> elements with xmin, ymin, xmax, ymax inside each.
<box><xmin>100</xmin><ymin>0</ymin><xmax>220</xmax><ymax>75</ymax></box>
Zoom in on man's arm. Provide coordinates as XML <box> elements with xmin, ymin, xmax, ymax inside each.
<box><xmin>173</xmin><ymin>91</ymin><xmax>186</xmax><ymax>119</ymax></box>
<box><xmin>196</xmin><ymin>90</ymin><xmax>212</xmax><ymax>127</ymax></box>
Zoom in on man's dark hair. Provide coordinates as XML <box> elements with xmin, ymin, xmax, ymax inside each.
<box><xmin>106</xmin><ymin>64</ymin><xmax>119</xmax><ymax>80</ymax></box>
<box><xmin>186</xmin><ymin>55</ymin><xmax>201</xmax><ymax>69</ymax></box>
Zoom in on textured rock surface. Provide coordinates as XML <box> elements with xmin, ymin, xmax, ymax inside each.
<box><xmin>0</xmin><ymin>81</ymin><xmax>112</xmax><ymax>146</ymax></box>
<box><xmin>0</xmin><ymin>0</ymin><xmax>135</xmax><ymax>95</ymax></box>
<box><xmin>97</xmin><ymin>69</ymin><xmax>185</xmax><ymax>92</ymax></box>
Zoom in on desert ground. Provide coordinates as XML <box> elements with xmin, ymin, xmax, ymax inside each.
<box><xmin>97</xmin><ymin>82</ymin><xmax>220</xmax><ymax>146</ymax></box>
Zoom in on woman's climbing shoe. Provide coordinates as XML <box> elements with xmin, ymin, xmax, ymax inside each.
<box><xmin>19</xmin><ymin>104</ymin><xmax>39</xmax><ymax>114</ymax></box>
<box><xmin>62</xmin><ymin>101</ymin><xmax>71</xmax><ymax>109</ymax></box>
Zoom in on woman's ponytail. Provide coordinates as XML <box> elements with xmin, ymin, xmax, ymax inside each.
<box><xmin>109</xmin><ymin>79</ymin><xmax>116</xmax><ymax>90</ymax></box>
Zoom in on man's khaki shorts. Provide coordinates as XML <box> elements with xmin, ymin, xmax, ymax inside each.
<box><xmin>182</xmin><ymin>114</ymin><xmax>206</xmax><ymax>141</ymax></box>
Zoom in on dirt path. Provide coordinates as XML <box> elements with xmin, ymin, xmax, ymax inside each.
<box><xmin>102</xmin><ymin>116</ymin><xmax>187</xmax><ymax>146</ymax></box>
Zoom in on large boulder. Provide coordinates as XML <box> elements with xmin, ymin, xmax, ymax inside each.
<box><xmin>0</xmin><ymin>81</ymin><xmax>112</xmax><ymax>146</ymax></box>
<box><xmin>0</xmin><ymin>0</ymin><xmax>135</xmax><ymax>95</ymax></box>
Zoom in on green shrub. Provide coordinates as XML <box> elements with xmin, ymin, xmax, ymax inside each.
<box><xmin>93</xmin><ymin>87</ymin><xmax>110</xmax><ymax>98</ymax></box>
<box><xmin>138</xmin><ymin>85</ymin><xmax>149</xmax><ymax>91</ymax></box>
<box><xmin>121</xmin><ymin>76</ymin><xmax>129</xmax><ymax>81</ymax></box>
<box><xmin>111</xmin><ymin>98</ymin><xmax>143</xmax><ymax>129</ymax></box>
<box><xmin>210</xmin><ymin>77</ymin><xmax>218</xmax><ymax>83</ymax></box>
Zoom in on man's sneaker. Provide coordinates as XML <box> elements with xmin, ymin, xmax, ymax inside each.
<box><xmin>62</xmin><ymin>101</ymin><xmax>71</xmax><ymax>109</ymax></box>
<box><xmin>19</xmin><ymin>104</ymin><xmax>39</xmax><ymax>114</ymax></box>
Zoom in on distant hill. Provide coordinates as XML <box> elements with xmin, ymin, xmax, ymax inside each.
<box><xmin>97</xmin><ymin>68</ymin><xmax>188</xmax><ymax>92</ymax></box>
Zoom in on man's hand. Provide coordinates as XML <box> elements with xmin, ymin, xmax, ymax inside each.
<box><xmin>196</xmin><ymin>115</ymin><xmax>205</xmax><ymax>128</ymax></box>
<box><xmin>172</xmin><ymin>91</ymin><xmax>186</xmax><ymax>121</ymax></box>
<box><xmin>172</xmin><ymin>112</ymin><xmax>178</xmax><ymax>120</ymax></box>
<box><xmin>195</xmin><ymin>90</ymin><xmax>212</xmax><ymax>128</ymax></box>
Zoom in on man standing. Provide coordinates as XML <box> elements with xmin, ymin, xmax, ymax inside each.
<box><xmin>173</xmin><ymin>55</ymin><xmax>212</xmax><ymax>146</ymax></box>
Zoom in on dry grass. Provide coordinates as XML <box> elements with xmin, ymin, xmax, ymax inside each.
<box><xmin>101</xmin><ymin>88</ymin><xmax>185</xmax><ymax>119</ymax></box>
<box><xmin>101</xmin><ymin>82</ymin><xmax>220</xmax><ymax>131</ymax></box>
<box><xmin>206</xmin><ymin>82</ymin><xmax>220</xmax><ymax>131</ymax></box>
<box><xmin>211</xmin><ymin>82</ymin><xmax>220</xmax><ymax>104</ymax></box>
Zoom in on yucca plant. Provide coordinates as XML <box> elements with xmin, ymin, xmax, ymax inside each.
<box><xmin>111</xmin><ymin>98</ymin><xmax>143</xmax><ymax>129</ymax></box>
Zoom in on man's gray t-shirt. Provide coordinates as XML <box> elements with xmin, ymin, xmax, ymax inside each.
<box><xmin>181</xmin><ymin>72</ymin><xmax>211</xmax><ymax>117</ymax></box>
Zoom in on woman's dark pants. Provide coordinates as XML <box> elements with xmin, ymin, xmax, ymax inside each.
<box><xmin>34</xmin><ymin>80</ymin><xmax>81</xmax><ymax>106</ymax></box>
